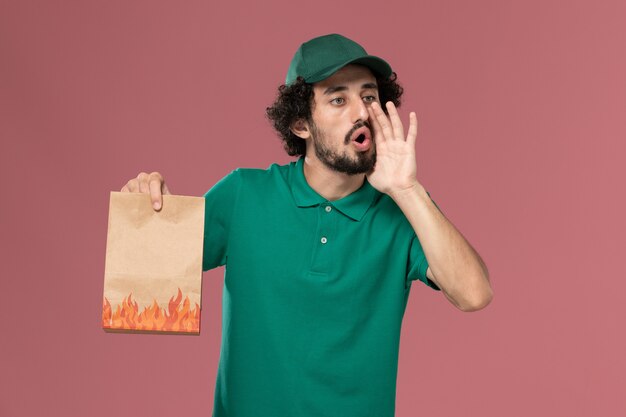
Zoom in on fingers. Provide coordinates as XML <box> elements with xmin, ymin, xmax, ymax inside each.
<box><xmin>138</xmin><ymin>173</ymin><xmax>150</xmax><ymax>194</ymax></box>
<box><xmin>121</xmin><ymin>178</ymin><xmax>138</xmax><ymax>193</ymax></box>
<box><xmin>370</xmin><ymin>102</ymin><xmax>394</xmax><ymax>141</ymax></box>
<box><xmin>369</xmin><ymin>101</ymin><xmax>419</xmax><ymax>145</ymax></box>
<box><xmin>366</xmin><ymin>105</ymin><xmax>385</xmax><ymax>142</ymax></box>
<box><xmin>148</xmin><ymin>173</ymin><xmax>164</xmax><ymax>210</ymax></box>
<box><xmin>120</xmin><ymin>171</ymin><xmax>168</xmax><ymax>211</ymax></box>
<box><xmin>385</xmin><ymin>102</ymin><xmax>404</xmax><ymax>140</ymax></box>
<box><xmin>407</xmin><ymin>112</ymin><xmax>418</xmax><ymax>146</ymax></box>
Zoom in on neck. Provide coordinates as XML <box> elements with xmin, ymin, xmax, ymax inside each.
<box><xmin>302</xmin><ymin>155</ymin><xmax>365</xmax><ymax>201</ymax></box>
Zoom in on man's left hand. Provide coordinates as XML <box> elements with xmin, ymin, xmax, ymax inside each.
<box><xmin>366</xmin><ymin>101</ymin><xmax>422</xmax><ymax>198</ymax></box>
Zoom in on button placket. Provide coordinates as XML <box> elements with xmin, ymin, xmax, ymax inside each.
<box><xmin>309</xmin><ymin>203</ymin><xmax>334</xmax><ymax>274</ymax></box>
<box><xmin>320</xmin><ymin>203</ymin><xmax>332</xmax><ymax>245</ymax></box>
<box><xmin>320</xmin><ymin>204</ymin><xmax>333</xmax><ymax>245</ymax></box>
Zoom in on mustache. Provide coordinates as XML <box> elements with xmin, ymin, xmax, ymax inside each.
<box><xmin>344</xmin><ymin>121</ymin><xmax>371</xmax><ymax>144</ymax></box>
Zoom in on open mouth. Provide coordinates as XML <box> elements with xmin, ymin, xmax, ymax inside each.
<box><xmin>346</xmin><ymin>125</ymin><xmax>372</xmax><ymax>151</ymax></box>
<box><xmin>349</xmin><ymin>126</ymin><xmax>371</xmax><ymax>143</ymax></box>
<box><xmin>349</xmin><ymin>127</ymin><xmax>372</xmax><ymax>152</ymax></box>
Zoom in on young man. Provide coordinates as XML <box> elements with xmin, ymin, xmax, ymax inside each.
<box><xmin>122</xmin><ymin>34</ymin><xmax>492</xmax><ymax>417</ymax></box>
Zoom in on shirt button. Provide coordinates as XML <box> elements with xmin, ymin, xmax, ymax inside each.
<box><xmin>320</xmin><ymin>237</ymin><xmax>328</xmax><ymax>244</ymax></box>
<box><xmin>325</xmin><ymin>206</ymin><xmax>332</xmax><ymax>213</ymax></box>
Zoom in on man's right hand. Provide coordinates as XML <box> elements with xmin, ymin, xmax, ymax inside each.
<box><xmin>121</xmin><ymin>172</ymin><xmax>171</xmax><ymax>211</ymax></box>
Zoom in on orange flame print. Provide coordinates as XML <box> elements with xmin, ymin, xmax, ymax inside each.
<box><xmin>102</xmin><ymin>288</ymin><xmax>200</xmax><ymax>334</ymax></box>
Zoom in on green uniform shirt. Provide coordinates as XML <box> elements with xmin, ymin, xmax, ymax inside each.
<box><xmin>203</xmin><ymin>157</ymin><xmax>439</xmax><ymax>417</ymax></box>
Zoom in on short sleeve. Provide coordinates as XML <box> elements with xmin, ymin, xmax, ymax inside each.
<box><xmin>406</xmin><ymin>191</ymin><xmax>442</xmax><ymax>290</ymax></box>
<box><xmin>202</xmin><ymin>170</ymin><xmax>242</xmax><ymax>271</ymax></box>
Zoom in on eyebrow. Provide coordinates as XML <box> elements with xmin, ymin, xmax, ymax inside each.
<box><xmin>323</xmin><ymin>82</ymin><xmax>378</xmax><ymax>95</ymax></box>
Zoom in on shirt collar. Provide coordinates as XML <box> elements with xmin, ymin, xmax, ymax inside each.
<box><xmin>290</xmin><ymin>157</ymin><xmax>379</xmax><ymax>221</ymax></box>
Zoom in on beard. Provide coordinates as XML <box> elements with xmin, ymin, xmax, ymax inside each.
<box><xmin>309</xmin><ymin>120</ymin><xmax>377</xmax><ymax>175</ymax></box>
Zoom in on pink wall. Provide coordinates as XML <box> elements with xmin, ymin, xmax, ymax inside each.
<box><xmin>1</xmin><ymin>1</ymin><xmax>624</xmax><ymax>416</ymax></box>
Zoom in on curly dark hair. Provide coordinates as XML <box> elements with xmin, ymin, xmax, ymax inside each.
<box><xmin>265</xmin><ymin>71</ymin><xmax>404</xmax><ymax>156</ymax></box>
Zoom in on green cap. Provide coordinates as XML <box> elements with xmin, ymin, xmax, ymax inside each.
<box><xmin>285</xmin><ymin>34</ymin><xmax>392</xmax><ymax>85</ymax></box>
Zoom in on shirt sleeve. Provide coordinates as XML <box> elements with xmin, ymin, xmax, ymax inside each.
<box><xmin>202</xmin><ymin>169</ymin><xmax>242</xmax><ymax>271</ymax></box>
<box><xmin>406</xmin><ymin>191</ymin><xmax>442</xmax><ymax>290</ymax></box>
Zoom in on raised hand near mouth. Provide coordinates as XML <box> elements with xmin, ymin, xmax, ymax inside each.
<box><xmin>365</xmin><ymin>101</ymin><xmax>421</xmax><ymax>198</ymax></box>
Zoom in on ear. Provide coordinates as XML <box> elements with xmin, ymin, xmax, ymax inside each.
<box><xmin>290</xmin><ymin>119</ymin><xmax>311</xmax><ymax>140</ymax></box>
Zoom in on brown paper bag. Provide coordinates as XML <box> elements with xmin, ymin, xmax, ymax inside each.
<box><xmin>102</xmin><ymin>192</ymin><xmax>205</xmax><ymax>335</ymax></box>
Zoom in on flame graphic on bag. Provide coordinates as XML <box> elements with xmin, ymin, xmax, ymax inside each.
<box><xmin>102</xmin><ymin>288</ymin><xmax>200</xmax><ymax>334</ymax></box>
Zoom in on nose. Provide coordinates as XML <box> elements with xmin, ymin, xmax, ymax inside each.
<box><xmin>351</xmin><ymin>97</ymin><xmax>370</xmax><ymax>124</ymax></box>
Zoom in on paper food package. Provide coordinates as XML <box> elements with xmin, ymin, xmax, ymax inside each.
<box><xmin>102</xmin><ymin>192</ymin><xmax>205</xmax><ymax>334</ymax></box>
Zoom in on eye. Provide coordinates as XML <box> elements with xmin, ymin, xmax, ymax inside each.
<box><xmin>363</xmin><ymin>95</ymin><xmax>378</xmax><ymax>103</ymax></box>
<box><xmin>330</xmin><ymin>97</ymin><xmax>345</xmax><ymax>105</ymax></box>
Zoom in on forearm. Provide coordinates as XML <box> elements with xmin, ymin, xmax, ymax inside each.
<box><xmin>391</xmin><ymin>184</ymin><xmax>493</xmax><ymax>311</ymax></box>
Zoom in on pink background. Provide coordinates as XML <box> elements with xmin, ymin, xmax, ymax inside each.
<box><xmin>1</xmin><ymin>1</ymin><xmax>624</xmax><ymax>416</ymax></box>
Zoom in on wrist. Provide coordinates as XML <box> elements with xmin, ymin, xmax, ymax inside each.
<box><xmin>388</xmin><ymin>181</ymin><xmax>427</xmax><ymax>203</ymax></box>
